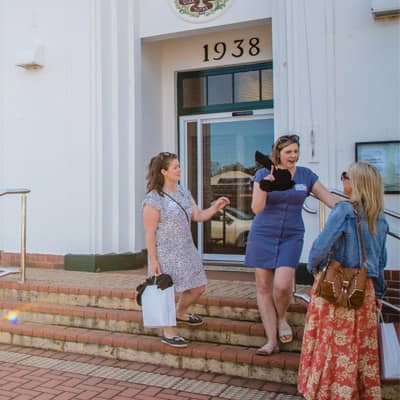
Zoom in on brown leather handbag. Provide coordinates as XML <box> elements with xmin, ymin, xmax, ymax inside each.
<box><xmin>315</xmin><ymin>207</ymin><xmax>367</xmax><ymax>309</ymax></box>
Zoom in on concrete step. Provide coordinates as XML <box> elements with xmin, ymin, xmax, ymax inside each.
<box><xmin>0</xmin><ymin>320</ymin><xmax>396</xmax><ymax>399</ymax></box>
<box><xmin>0</xmin><ymin>299</ymin><xmax>304</xmax><ymax>351</ymax></box>
<box><xmin>0</xmin><ymin>280</ymin><xmax>307</xmax><ymax>325</ymax></box>
<box><xmin>0</xmin><ymin>320</ymin><xmax>299</xmax><ymax>384</ymax></box>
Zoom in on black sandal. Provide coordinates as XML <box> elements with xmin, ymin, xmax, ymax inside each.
<box><xmin>176</xmin><ymin>314</ymin><xmax>203</xmax><ymax>326</ymax></box>
<box><xmin>161</xmin><ymin>336</ymin><xmax>188</xmax><ymax>348</ymax></box>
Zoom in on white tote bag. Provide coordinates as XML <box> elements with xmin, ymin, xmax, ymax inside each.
<box><xmin>378</xmin><ymin>312</ymin><xmax>400</xmax><ymax>380</ymax></box>
<box><xmin>141</xmin><ymin>284</ymin><xmax>176</xmax><ymax>327</ymax></box>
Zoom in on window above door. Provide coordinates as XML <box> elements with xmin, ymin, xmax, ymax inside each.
<box><xmin>177</xmin><ymin>62</ymin><xmax>273</xmax><ymax>116</ymax></box>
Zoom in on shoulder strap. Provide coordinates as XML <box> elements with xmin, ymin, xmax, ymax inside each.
<box><xmin>162</xmin><ymin>191</ymin><xmax>190</xmax><ymax>223</ymax></box>
<box><xmin>352</xmin><ymin>204</ymin><xmax>367</xmax><ymax>265</ymax></box>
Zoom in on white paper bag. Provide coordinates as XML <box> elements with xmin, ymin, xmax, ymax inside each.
<box><xmin>378</xmin><ymin>313</ymin><xmax>400</xmax><ymax>380</ymax></box>
<box><xmin>141</xmin><ymin>284</ymin><xmax>176</xmax><ymax>327</ymax></box>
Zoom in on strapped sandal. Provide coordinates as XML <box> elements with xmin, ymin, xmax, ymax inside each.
<box><xmin>161</xmin><ymin>336</ymin><xmax>189</xmax><ymax>348</ymax></box>
<box><xmin>256</xmin><ymin>343</ymin><xmax>280</xmax><ymax>356</ymax></box>
<box><xmin>176</xmin><ymin>314</ymin><xmax>204</xmax><ymax>326</ymax></box>
<box><xmin>279</xmin><ymin>320</ymin><xmax>293</xmax><ymax>344</ymax></box>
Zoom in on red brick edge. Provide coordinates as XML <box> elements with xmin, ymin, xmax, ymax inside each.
<box><xmin>0</xmin><ymin>252</ymin><xmax>64</xmax><ymax>269</ymax></box>
<box><xmin>0</xmin><ymin>320</ymin><xmax>299</xmax><ymax>370</ymax></box>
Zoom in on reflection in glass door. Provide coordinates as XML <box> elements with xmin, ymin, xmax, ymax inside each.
<box><xmin>181</xmin><ymin>112</ymin><xmax>274</xmax><ymax>262</ymax></box>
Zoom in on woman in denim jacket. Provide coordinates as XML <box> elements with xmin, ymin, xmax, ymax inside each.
<box><xmin>298</xmin><ymin>162</ymin><xmax>388</xmax><ymax>400</ymax></box>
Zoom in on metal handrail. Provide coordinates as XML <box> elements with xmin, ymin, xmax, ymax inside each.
<box><xmin>0</xmin><ymin>188</ymin><xmax>30</xmax><ymax>283</ymax></box>
<box><xmin>294</xmin><ymin>294</ymin><xmax>400</xmax><ymax>314</ymax></box>
<box><xmin>303</xmin><ymin>189</ymin><xmax>400</xmax><ymax>239</ymax></box>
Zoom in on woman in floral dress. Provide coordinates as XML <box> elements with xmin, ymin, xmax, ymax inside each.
<box><xmin>143</xmin><ymin>152</ymin><xmax>229</xmax><ymax>348</ymax></box>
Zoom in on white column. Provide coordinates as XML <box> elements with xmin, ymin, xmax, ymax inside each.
<box><xmin>271</xmin><ymin>0</ymin><xmax>337</xmax><ymax>183</ymax></box>
<box><xmin>88</xmin><ymin>0</ymin><xmax>142</xmax><ymax>254</ymax></box>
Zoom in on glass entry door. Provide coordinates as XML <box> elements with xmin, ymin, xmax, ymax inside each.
<box><xmin>180</xmin><ymin>111</ymin><xmax>274</xmax><ymax>262</ymax></box>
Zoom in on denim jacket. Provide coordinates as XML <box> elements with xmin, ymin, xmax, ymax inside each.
<box><xmin>307</xmin><ymin>201</ymin><xmax>389</xmax><ymax>298</ymax></box>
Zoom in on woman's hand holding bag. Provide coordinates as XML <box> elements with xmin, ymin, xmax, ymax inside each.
<box><xmin>136</xmin><ymin>274</ymin><xmax>176</xmax><ymax>328</ymax></box>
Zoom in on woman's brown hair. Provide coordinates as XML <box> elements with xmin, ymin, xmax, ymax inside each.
<box><xmin>146</xmin><ymin>152</ymin><xmax>178</xmax><ymax>195</ymax></box>
<box><xmin>348</xmin><ymin>161</ymin><xmax>384</xmax><ymax>234</ymax></box>
<box><xmin>271</xmin><ymin>134</ymin><xmax>300</xmax><ymax>165</ymax></box>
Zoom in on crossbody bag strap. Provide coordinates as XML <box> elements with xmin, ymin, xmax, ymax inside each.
<box><xmin>162</xmin><ymin>191</ymin><xmax>190</xmax><ymax>223</ymax></box>
<box><xmin>352</xmin><ymin>204</ymin><xmax>367</xmax><ymax>265</ymax></box>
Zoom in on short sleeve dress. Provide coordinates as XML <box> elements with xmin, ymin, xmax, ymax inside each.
<box><xmin>143</xmin><ymin>186</ymin><xmax>207</xmax><ymax>292</ymax></box>
<box><xmin>245</xmin><ymin>166</ymin><xmax>318</xmax><ymax>269</ymax></box>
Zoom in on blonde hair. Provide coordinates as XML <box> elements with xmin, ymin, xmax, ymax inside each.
<box><xmin>348</xmin><ymin>161</ymin><xmax>384</xmax><ymax>234</ymax></box>
<box><xmin>145</xmin><ymin>152</ymin><xmax>178</xmax><ymax>195</ymax></box>
<box><xmin>271</xmin><ymin>134</ymin><xmax>300</xmax><ymax>165</ymax></box>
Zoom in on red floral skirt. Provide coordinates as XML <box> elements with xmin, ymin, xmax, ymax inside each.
<box><xmin>298</xmin><ymin>277</ymin><xmax>381</xmax><ymax>400</ymax></box>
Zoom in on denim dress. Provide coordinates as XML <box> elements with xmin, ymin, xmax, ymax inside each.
<box><xmin>245</xmin><ymin>166</ymin><xmax>318</xmax><ymax>269</ymax></box>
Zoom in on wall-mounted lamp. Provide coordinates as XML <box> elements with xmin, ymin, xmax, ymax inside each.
<box><xmin>371</xmin><ymin>0</ymin><xmax>400</xmax><ymax>18</ymax></box>
<box><xmin>16</xmin><ymin>44</ymin><xmax>44</xmax><ymax>70</ymax></box>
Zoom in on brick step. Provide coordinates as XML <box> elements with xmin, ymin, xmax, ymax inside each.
<box><xmin>0</xmin><ymin>281</ymin><xmax>307</xmax><ymax>325</ymax></box>
<box><xmin>0</xmin><ymin>320</ymin><xmax>299</xmax><ymax>384</ymax></box>
<box><xmin>0</xmin><ymin>299</ymin><xmax>304</xmax><ymax>351</ymax></box>
<box><xmin>0</xmin><ymin>320</ymin><xmax>396</xmax><ymax>399</ymax></box>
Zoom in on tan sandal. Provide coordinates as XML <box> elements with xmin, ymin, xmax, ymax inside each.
<box><xmin>256</xmin><ymin>343</ymin><xmax>280</xmax><ymax>356</ymax></box>
<box><xmin>278</xmin><ymin>320</ymin><xmax>293</xmax><ymax>344</ymax></box>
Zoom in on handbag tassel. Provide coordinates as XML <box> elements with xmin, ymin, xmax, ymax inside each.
<box><xmin>336</xmin><ymin>280</ymin><xmax>350</xmax><ymax>308</ymax></box>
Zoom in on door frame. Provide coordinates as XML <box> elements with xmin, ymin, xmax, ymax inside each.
<box><xmin>179</xmin><ymin>108</ymin><xmax>274</xmax><ymax>263</ymax></box>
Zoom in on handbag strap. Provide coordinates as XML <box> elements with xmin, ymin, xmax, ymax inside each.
<box><xmin>162</xmin><ymin>191</ymin><xmax>190</xmax><ymax>223</ymax></box>
<box><xmin>352</xmin><ymin>204</ymin><xmax>367</xmax><ymax>265</ymax></box>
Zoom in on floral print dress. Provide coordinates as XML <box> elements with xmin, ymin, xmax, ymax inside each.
<box><xmin>298</xmin><ymin>278</ymin><xmax>381</xmax><ymax>400</ymax></box>
<box><xmin>143</xmin><ymin>186</ymin><xmax>207</xmax><ymax>292</ymax></box>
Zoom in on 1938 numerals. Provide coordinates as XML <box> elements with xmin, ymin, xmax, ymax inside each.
<box><xmin>203</xmin><ymin>37</ymin><xmax>260</xmax><ymax>62</ymax></box>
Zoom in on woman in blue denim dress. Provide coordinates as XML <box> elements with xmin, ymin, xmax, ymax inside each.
<box><xmin>245</xmin><ymin>134</ymin><xmax>338</xmax><ymax>355</ymax></box>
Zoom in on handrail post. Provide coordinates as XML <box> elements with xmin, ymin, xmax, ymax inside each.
<box><xmin>319</xmin><ymin>201</ymin><xmax>325</xmax><ymax>231</ymax></box>
<box><xmin>20</xmin><ymin>194</ymin><xmax>27</xmax><ymax>283</ymax></box>
<box><xmin>0</xmin><ymin>188</ymin><xmax>30</xmax><ymax>281</ymax></box>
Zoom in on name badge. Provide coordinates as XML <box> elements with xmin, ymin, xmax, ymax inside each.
<box><xmin>294</xmin><ymin>184</ymin><xmax>307</xmax><ymax>191</ymax></box>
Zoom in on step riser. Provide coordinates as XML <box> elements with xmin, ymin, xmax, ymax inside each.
<box><xmin>0</xmin><ymin>309</ymin><xmax>303</xmax><ymax>351</ymax></box>
<box><xmin>191</xmin><ymin>304</ymin><xmax>306</xmax><ymax>326</ymax></box>
<box><xmin>0</xmin><ymin>288</ymin><xmax>306</xmax><ymax>325</ymax></box>
<box><xmin>0</xmin><ymin>332</ymin><xmax>396</xmax><ymax>399</ymax></box>
<box><xmin>0</xmin><ymin>332</ymin><xmax>298</xmax><ymax>385</ymax></box>
<box><xmin>0</xmin><ymin>288</ymin><xmax>135</xmax><ymax>311</ymax></box>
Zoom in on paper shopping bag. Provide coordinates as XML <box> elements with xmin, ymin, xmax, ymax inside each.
<box><xmin>141</xmin><ymin>284</ymin><xmax>176</xmax><ymax>327</ymax></box>
<box><xmin>378</xmin><ymin>312</ymin><xmax>400</xmax><ymax>380</ymax></box>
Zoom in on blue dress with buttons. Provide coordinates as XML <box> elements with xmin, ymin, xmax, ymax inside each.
<box><xmin>245</xmin><ymin>167</ymin><xmax>318</xmax><ymax>269</ymax></box>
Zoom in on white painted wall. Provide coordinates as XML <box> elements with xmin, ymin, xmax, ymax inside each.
<box><xmin>0</xmin><ymin>0</ymin><xmax>141</xmax><ymax>255</ymax></box>
<box><xmin>271</xmin><ymin>0</ymin><xmax>399</xmax><ymax>267</ymax></box>
<box><xmin>0</xmin><ymin>0</ymin><xmax>93</xmax><ymax>254</ymax></box>
<box><xmin>140</xmin><ymin>0</ymin><xmax>271</xmax><ymax>41</ymax></box>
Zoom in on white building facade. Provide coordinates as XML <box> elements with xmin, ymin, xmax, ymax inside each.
<box><xmin>0</xmin><ymin>0</ymin><xmax>399</xmax><ymax>269</ymax></box>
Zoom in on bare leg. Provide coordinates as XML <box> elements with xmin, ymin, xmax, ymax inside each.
<box><xmin>176</xmin><ymin>285</ymin><xmax>206</xmax><ymax>320</ymax></box>
<box><xmin>163</xmin><ymin>326</ymin><xmax>177</xmax><ymax>338</ymax></box>
<box><xmin>255</xmin><ymin>268</ymin><xmax>279</xmax><ymax>347</ymax></box>
<box><xmin>273</xmin><ymin>266</ymin><xmax>295</xmax><ymax>341</ymax></box>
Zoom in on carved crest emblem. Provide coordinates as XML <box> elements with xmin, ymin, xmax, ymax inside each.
<box><xmin>171</xmin><ymin>0</ymin><xmax>233</xmax><ymax>23</ymax></box>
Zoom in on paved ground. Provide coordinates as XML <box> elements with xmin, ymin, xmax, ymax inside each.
<box><xmin>0</xmin><ymin>343</ymin><xmax>302</xmax><ymax>400</ymax></box>
<box><xmin>0</xmin><ymin>267</ymin><xmax>305</xmax><ymax>399</ymax></box>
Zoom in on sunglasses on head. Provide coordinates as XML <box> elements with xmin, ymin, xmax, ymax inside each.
<box><xmin>278</xmin><ymin>134</ymin><xmax>300</xmax><ymax>144</ymax></box>
<box><xmin>341</xmin><ymin>171</ymin><xmax>350</xmax><ymax>181</ymax></box>
<box><xmin>159</xmin><ymin>152</ymin><xmax>173</xmax><ymax>160</ymax></box>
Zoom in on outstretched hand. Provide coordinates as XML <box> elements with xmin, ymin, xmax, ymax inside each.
<box><xmin>214</xmin><ymin>196</ymin><xmax>230</xmax><ymax>210</ymax></box>
<box><xmin>264</xmin><ymin>165</ymin><xmax>276</xmax><ymax>182</ymax></box>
